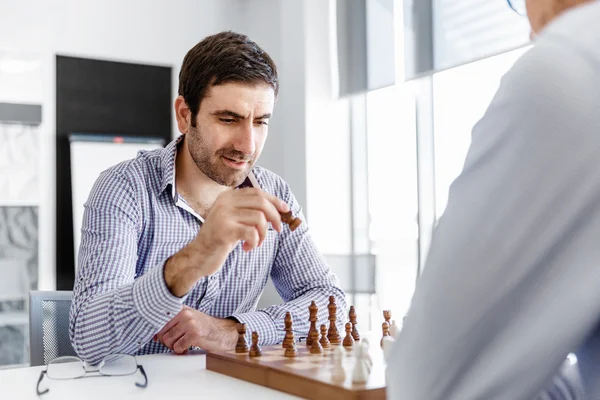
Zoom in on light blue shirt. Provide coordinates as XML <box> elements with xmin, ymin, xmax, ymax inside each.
<box><xmin>69</xmin><ymin>135</ymin><xmax>346</xmax><ymax>365</ymax></box>
<box><xmin>388</xmin><ymin>2</ymin><xmax>600</xmax><ymax>399</ymax></box>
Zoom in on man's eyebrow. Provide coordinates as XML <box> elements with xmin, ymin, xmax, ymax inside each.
<box><xmin>211</xmin><ymin>110</ymin><xmax>271</xmax><ymax>120</ymax></box>
<box><xmin>212</xmin><ymin>110</ymin><xmax>246</xmax><ymax>119</ymax></box>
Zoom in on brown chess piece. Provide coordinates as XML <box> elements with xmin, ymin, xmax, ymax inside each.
<box><xmin>343</xmin><ymin>322</ymin><xmax>355</xmax><ymax>348</ymax></box>
<box><xmin>306</xmin><ymin>301</ymin><xmax>318</xmax><ymax>346</ymax></box>
<box><xmin>249</xmin><ymin>331</ymin><xmax>262</xmax><ymax>357</ymax></box>
<box><xmin>383</xmin><ymin>310</ymin><xmax>392</xmax><ymax>324</ymax></box>
<box><xmin>380</xmin><ymin>321</ymin><xmax>390</xmax><ymax>348</ymax></box>
<box><xmin>280</xmin><ymin>210</ymin><xmax>302</xmax><ymax>231</ymax></box>
<box><xmin>327</xmin><ymin>296</ymin><xmax>341</xmax><ymax>345</ymax></box>
<box><xmin>319</xmin><ymin>324</ymin><xmax>330</xmax><ymax>348</ymax></box>
<box><xmin>349</xmin><ymin>305</ymin><xmax>360</xmax><ymax>341</ymax></box>
<box><xmin>284</xmin><ymin>341</ymin><xmax>298</xmax><ymax>357</ymax></box>
<box><xmin>235</xmin><ymin>323</ymin><xmax>249</xmax><ymax>353</ymax></box>
<box><xmin>310</xmin><ymin>329</ymin><xmax>323</xmax><ymax>354</ymax></box>
<box><xmin>283</xmin><ymin>312</ymin><xmax>296</xmax><ymax>349</ymax></box>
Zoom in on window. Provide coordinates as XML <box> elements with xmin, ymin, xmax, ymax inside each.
<box><xmin>433</xmin><ymin>47</ymin><xmax>530</xmax><ymax>219</ymax></box>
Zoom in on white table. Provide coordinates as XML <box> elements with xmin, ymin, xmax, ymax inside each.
<box><xmin>0</xmin><ymin>351</ymin><xmax>301</xmax><ymax>399</ymax></box>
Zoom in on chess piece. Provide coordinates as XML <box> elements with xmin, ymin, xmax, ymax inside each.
<box><xmin>389</xmin><ymin>319</ymin><xmax>399</xmax><ymax>338</ymax></box>
<box><xmin>383</xmin><ymin>310</ymin><xmax>392</xmax><ymax>324</ymax></box>
<box><xmin>331</xmin><ymin>345</ymin><xmax>346</xmax><ymax>382</ymax></box>
<box><xmin>352</xmin><ymin>342</ymin><xmax>370</xmax><ymax>384</ymax></box>
<box><xmin>235</xmin><ymin>323</ymin><xmax>249</xmax><ymax>353</ymax></box>
<box><xmin>359</xmin><ymin>338</ymin><xmax>373</xmax><ymax>373</ymax></box>
<box><xmin>349</xmin><ymin>306</ymin><xmax>360</xmax><ymax>341</ymax></box>
<box><xmin>249</xmin><ymin>331</ymin><xmax>262</xmax><ymax>357</ymax></box>
<box><xmin>327</xmin><ymin>296</ymin><xmax>341</xmax><ymax>345</ymax></box>
<box><xmin>319</xmin><ymin>324</ymin><xmax>330</xmax><ymax>348</ymax></box>
<box><xmin>380</xmin><ymin>321</ymin><xmax>390</xmax><ymax>348</ymax></box>
<box><xmin>283</xmin><ymin>312</ymin><xmax>296</xmax><ymax>349</ymax></box>
<box><xmin>310</xmin><ymin>329</ymin><xmax>323</xmax><ymax>354</ymax></box>
<box><xmin>343</xmin><ymin>322</ymin><xmax>354</xmax><ymax>348</ymax></box>
<box><xmin>381</xmin><ymin>336</ymin><xmax>395</xmax><ymax>362</ymax></box>
<box><xmin>280</xmin><ymin>210</ymin><xmax>302</xmax><ymax>231</ymax></box>
<box><xmin>284</xmin><ymin>341</ymin><xmax>298</xmax><ymax>357</ymax></box>
<box><xmin>307</xmin><ymin>301</ymin><xmax>318</xmax><ymax>346</ymax></box>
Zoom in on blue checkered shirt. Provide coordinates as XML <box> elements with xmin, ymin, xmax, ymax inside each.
<box><xmin>69</xmin><ymin>136</ymin><xmax>347</xmax><ymax>364</ymax></box>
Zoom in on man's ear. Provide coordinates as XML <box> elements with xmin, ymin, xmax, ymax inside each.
<box><xmin>174</xmin><ymin>96</ymin><xmax>193</xmax><ymax>134</ymax></box>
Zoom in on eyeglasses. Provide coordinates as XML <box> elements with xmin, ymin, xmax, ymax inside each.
<box><xmin>507</xmin><ymin>0</ymin><xmax>526</xmax><ymax>16</ymax></box>
<box><xmin>36</xmin><ymin>354</ymin><xmax>148</xmax><ymax>395</ymax></box>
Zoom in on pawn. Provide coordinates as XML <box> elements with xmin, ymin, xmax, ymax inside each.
<box><xmin>352</xmin><ymin>342</ymin><xmax>370</xmax><ymax>384</ymax></box>
<box><xmin>249</xmin><ymin>331</ymin><xmax>262</xmax><ymax>357</ymax></box>
<box><xmin>235</xmin><ymin>323</ymin><xmax>249</xmax><ymax>353</ymax></box>
<box><xmin>331</xmin><ymin>345</ymin><xmax>346</xmax><ymax>382</ymax></box>
<box><xmin>343</xmin><ymin>322</ymin><xmax>355</xmax><ymax>348</ymax></box>
<box><xmin>380</xmin><ymin>321</ymin><xmax>390</xmax><ymax>348</ymax></box>
<box><xmin>310</xmin><ymin>329</ymin><xmax>323</xmax><ymax>354</ymax></box>
<box><xmin>319</xmin><ymin>324</ymin><xmax>330</xmax><ymax>348</ymax></box>
<box><xmin>285</xmin><ymin>341</ymin><xmax>298</xmax><ymax>357</ymax></box>
<box><xmin>390</xmin><ymin>319</ymin><xmax>399</xmax><ymax>338</ymax></box>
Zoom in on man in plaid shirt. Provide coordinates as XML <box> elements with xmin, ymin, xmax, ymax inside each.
<box><xmin>69</xmin><ymin>31</ymin><xmax>347</xmax><ymax>365</ymax></box>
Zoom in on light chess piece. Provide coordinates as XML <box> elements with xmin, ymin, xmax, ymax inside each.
<box><xmin>331</xmin><ymin>345</ymin><xmax>346</xmax><ymax>382</ymax></box>
<box><xmin>380</xmin><ymin>321</ymin><xmax>390</xmax><ymax>348</ymax></box>
<box><xmin>352</xmin><ymin>342</ymin><xmax>370</xmax><ymax>383</ymax></box>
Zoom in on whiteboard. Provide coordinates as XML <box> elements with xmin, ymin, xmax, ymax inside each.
<box><xmin>69</xmin><ymin>134</ymin><xmax>164</xmax><ymax>270</ymax></box>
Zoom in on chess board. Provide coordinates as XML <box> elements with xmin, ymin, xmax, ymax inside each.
<box><xmin>206</xmin><ymin>343</ymin><xmax>386</xmax><ymax>400</ymax></box>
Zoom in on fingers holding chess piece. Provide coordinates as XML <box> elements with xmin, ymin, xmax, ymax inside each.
<box><xmin>343</xmin><ymin>322</ymin><xmax>355</xmax><ymax>349</ymax></box>
<box><xmin>319</xmin><ymin>324</ymin><xmax>331</xmax><ymax>348</ymax></box>
<box><xmin>249</xmin><ymin>331</ymin><xmax>262</xmax><ymax>357</ymax></box>
<box><xmin>235</xmin><ymin>323</ymin><xmax>249</xmax><ymax>353</ymax></box>
<box><xmin>380</xmin><ymin>321</ymin><xmax>390</xmax><ymax>348</ymax></box>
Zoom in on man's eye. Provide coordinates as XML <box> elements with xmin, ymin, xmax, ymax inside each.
<box><xmin>255</xmin><ymin>121</ymin><xmax>269</xmax><ymax>126</ymax></box>
<box><xmin>220</xmin><ymin>118</ymin><xmax>235</xmax><ymax>124</ymax></box>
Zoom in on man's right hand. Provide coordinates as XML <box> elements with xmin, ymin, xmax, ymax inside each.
<box><xmin>164</xmin><ymin>188</ymin><xmax>290</xmax><ymax>297</ymax></box>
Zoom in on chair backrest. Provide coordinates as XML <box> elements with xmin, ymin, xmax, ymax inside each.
<box><xmin>29</xmin><ymin>291</ymin><xmax>77</xmax><ymax>366</ymax></box>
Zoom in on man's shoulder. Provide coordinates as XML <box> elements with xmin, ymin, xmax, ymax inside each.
<box><xmin>94</xmin><ymin>147</ymin><xmax>164</xmax><ymax>193</ymax></box>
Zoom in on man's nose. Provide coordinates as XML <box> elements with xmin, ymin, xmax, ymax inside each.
<box><xmin>233</xmin><ymin>121</ymin><xmax>256</xmax><ymax>156</ymax></box>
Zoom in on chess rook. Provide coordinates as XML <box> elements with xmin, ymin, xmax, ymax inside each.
<box><xmin>307</xmin><ymin>301</ymin><xmax>319</xmax><ymax>346</ymax></box>
<box><xmin>235</xmin><ymin>323</ymin><xmax>249</xmax><ymax>353</ymax></box>
<box><xmin>327</xmin><ymin>296</ymin><xmax>341</xmax><ymax>345</ymax></box>
<box><xmin>349</xmin><ymin>305</ymin><xmax>360</xmax><ymax>341</ymax></box>
<box><xmin>343</xmin><ymin>322</ymin><xmax>355</xmax><ymax>348</ymax></box>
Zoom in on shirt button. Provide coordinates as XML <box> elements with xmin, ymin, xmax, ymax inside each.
<box><xmin>166</xmin><ymin>311</ymin><xmax>171</xmax><ymax>316</ymax></box>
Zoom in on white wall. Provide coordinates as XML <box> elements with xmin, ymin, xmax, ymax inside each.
<box><xmin>0</xmin><ymin>0</ymin><xmax>242</xmax><ymax>290</ymax></box>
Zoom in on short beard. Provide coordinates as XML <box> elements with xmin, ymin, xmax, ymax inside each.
<box><xmin>186</xmin><ymin>125</ymin><xmax>255</xmax><ymax>187</ymax></box>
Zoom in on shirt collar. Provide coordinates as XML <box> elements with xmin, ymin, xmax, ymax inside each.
<box><xmin>159</xmin><ymin>134</ymin><xmax>259</xmax><ymax>199</ymax></box>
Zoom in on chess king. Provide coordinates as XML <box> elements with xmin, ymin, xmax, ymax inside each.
<box><xmin>69</xmin><ymin>31</ymin><xmax>347</xmax><ymax>365</ymax></box>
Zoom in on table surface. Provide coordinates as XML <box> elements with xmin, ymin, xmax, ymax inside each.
<box><xmin>0</xmin><ymin>351</ymin><xmax>302</xmax><ymax>399</ymax></box>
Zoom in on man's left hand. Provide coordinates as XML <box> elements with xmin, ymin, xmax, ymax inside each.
<box><xmin>154</xmin><ymin>306</ymin><xmax>238</xmax><ymax>354</ymax></box>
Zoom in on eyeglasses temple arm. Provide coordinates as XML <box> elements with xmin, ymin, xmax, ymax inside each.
<box><xmin>37</xmin><ymin>370</ymin><xmax>49</xmax><ymax>395</ymax></box>
<box><xmin>135</xmin><ymin>365</ymin><xmax>148</xmax><ymax>388</ymax></box>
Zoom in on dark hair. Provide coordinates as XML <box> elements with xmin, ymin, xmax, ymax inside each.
<box><xmin>178</xmin><ymin>31</ymin><xmax>279</xmax><ymax>126</ymax></box>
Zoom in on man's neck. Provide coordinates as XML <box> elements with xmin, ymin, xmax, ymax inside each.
<box><xmin>175</xmin><ymin>136</ymin><xmax>232</xmax><ymax>215</ymax></box>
